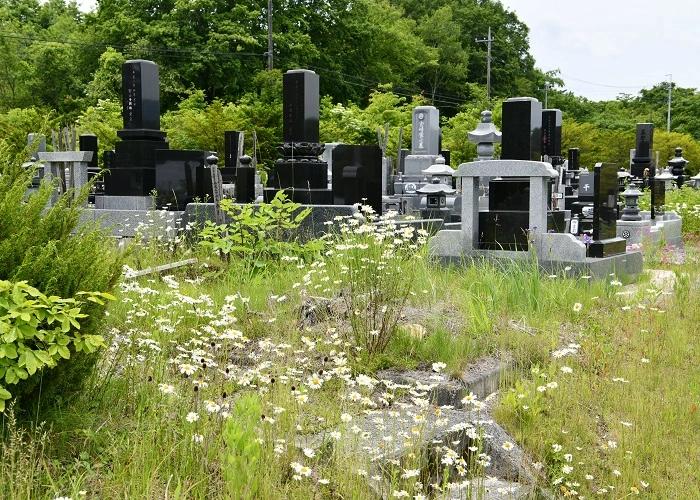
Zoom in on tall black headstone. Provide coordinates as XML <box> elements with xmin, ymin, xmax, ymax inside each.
<box><xmin>588</xmin><ymin>163</ymin><xmax>626</xmax><ymax>257</ymax></box>
<box><xmin>568</xmin><ymin>148</ymin><xmax>580</xmax><ymax>170</ymax></box>
<box><xmin>264</xmin><ymin>69</ymin><xmax>332</xmax><ymax>204</ymax></box>
<box><xmin>79</xmin><ymin>134</ymin><xmax>99</xmax><ymax>170</ymax></box>
<box><xmin>630</xmin><ymin>123</ymin><xmax>654</xmax><ymax>178</ymax></box>
<box><xmin>541</xmin><ymin>109</ymin><xmax>562</xmax><ymax>161</ymax></box>
<box><xmin>501</xmin><ymin>97</ymin><xmax>542</xmax><ymax>161</ymax></box>
<box><xmin>650</xmin><ymin>178</ymin><xmax>665</xmax><ymax>219</ymax></box>
<box><xmin>106</xmin><ymin>60</ymin><xmax>169</xmax><ymax>196</ymax></box>
<box><xmin>119</xmin><ymin>60</ymin><xmax>164</xmax><ymax>139</ymax></box>
<box><xmin>283</xmin><ymin>70</ymin><xmax>320</xmax><ymax>143</ymax></box>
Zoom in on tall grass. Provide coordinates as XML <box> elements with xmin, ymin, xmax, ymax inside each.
<box><xmin>2</xmin><ymin>213</ymin><xmax>700</xmax><ymax>498</ymax></box>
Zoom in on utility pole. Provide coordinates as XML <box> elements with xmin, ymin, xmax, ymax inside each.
<box><xmin>537</xmin><ymin>82</ymin><xmax>552</xmax><ymax>109</ymax></box>
<box><xmin>666</xmin><ymin>73</ymin><xmax>672</xmax><ymax>133</ymax></box>
<box><xmin>475</xmin><ymin>27</ymin><xmax>493</xmax><ymax>107</ymax></box>
<box><xmin>267</xmin><ymin>0</ymin><xmax>273</xmax><ymax>70</ymax></box>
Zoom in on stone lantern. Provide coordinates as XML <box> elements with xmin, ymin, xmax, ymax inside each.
<box><xmin>621</xmin><ymin>180</ymin><xmax>643</xmax><ymax>221</ymax></box>
<box><xmin>656</xmin><ymin>166</ymin><xmax>674</xmax><ymax>190</ymax></box>
<box><xmin>668</xmin><ymin>147</ymin><xmax>688</xmax><ymax>188</ymax></box>
<box><xmin>467</xmin><ymin>111</ymin><xmax>502</xmax><ymax>161</ymax></box>
<box><xmin>421</xmin><ymin>155</ymin><xmax>455</xmax><ymax>185</ymax></box>
<box><xmin>617</xmin><ymin>169</ymin><xmax>631</xmax><ymax>192</ymax></box>
<box><xmin>417</xmin><ymin>178</ymin><xmax>456</xmax><ymax>220</ymax></box>
<box><xmin>690</xmin><ymin>171</ymin><xmax>700</xmax><ymax>189</ymax></box>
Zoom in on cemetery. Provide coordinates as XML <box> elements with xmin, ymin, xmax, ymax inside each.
<box><xmin>3</xmin><ymin>59</ymin><xmax>700</xmax><ymax>499</ymax></box>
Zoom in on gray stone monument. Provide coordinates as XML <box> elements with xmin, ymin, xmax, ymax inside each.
<box><xmin>467</xmin><ymin>111</ymin><xmax>502</xmax><ymax>161</ymax></box>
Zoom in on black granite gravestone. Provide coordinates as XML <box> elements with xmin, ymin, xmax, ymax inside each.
<box><xmin>155</xmin><ymin>150</ymin><xmax>209</xmax><ymax>209</ymax></box>
<box><xmin>568</xmin><ymin>148</ymin><xmax>580</xmax><ymax>170</ymax></box>
<box><xmin>283</xmin><ymin>70</ymin><xmax>320</xmax><ymax>143</ymax></box>
<box><xmin>630</xmin><ymin>123</ymin><xmax>654</xmax><ymax>178</ymax></box>
<box><xmin>588</xmin><ymin>163</ymin><xmax>626</xmax><ymax>257</ymax></box>
<box><xmin>264</xmin><ymin>69</ymin><xmax>332</xmax><ymax>204</ymax></box>
<box><xmin>331</xmin><ymin>145</ymin><xmax>383</xmax><ymax>214</ymax></box>
<box><xmin>106</xmin><ymin>60</ymin><xmax>169</xmax><ymax>196</ymax></box>
<box><xmin>501</xmin><ymin>97</ymin><xmax>542</xmax><ymax>161</ymax></box>
<box><xmin>119</xmin><ymin>60</ymin><xmax>165</xmax><ymax>140</ymax></box>
<box><xmin>650</xmin><ymin>178</ymin><xmax>666</xmax><ymax>219</ymax></box>
<box><xmin>541</xmin><ymin>109</ymin><xmax>562</xmax><ymax>160</ymax></box>
<box><xmin>479</xmin><ymin>178</ymin><xmax>564</xmax><ymax>251</ymax></box>
<box><xmin>79</xmin><ymin>134</ymin><xmax>99</xmax><ymax>170</ymax></box>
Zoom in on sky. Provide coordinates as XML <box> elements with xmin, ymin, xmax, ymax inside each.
<box><xmin>499</xmin><ymin>0</ymin><xmax>700</xmax><ymax>101</ymax></box>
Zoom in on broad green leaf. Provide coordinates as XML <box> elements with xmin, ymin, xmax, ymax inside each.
<box><xmin>57</xmin><ymin>345</ymin><xmax>71</xmax><ymax>359</ymax></box>
<box><xmin>0</xmin><ymin>386</ymin><xmax>11</xmax><ymax>400</ymax></box>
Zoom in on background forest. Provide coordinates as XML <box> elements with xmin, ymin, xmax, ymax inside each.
<box><xmin>2</xmin><ymin>0</ymin><xmax>700</xmax><ymax>173</ymax></box>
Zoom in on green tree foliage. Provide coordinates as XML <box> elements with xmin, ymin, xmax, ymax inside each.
<box><xmin>0</xmin><ymin>144</ymin><xmax>124</xmax><ymax>413</ymax></box>
<box><xmin>653</xmin><ymin>132</ymin><xmax>700</xmax><ymax>176</ymax></box>
<box><xmin>75</xmin><ymin>98</ymin><xmax>122</xmax><ymax>165</ymax></box>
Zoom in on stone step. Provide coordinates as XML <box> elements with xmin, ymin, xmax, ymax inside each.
<box><xmin>296</xmin><ymin>356</ymin><xmax>540</xmax><ymax>499</ymax></box>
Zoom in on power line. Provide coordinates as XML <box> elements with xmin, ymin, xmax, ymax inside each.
<box><xmin>3</xmin><ymin>32</ymin><xmax>477</xmax><ymax>107</ymax></box>
<box><xmin>559</xmin><ymin>72</ymin><xmax>657</xmax><ymax>89</ymax></box>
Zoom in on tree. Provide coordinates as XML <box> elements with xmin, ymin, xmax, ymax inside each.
<box><xmin>412</xmin><ymin>5</ymin><xmax>471</xmax><ymax>112</ymax></box>
<box><xmin>653</xmin><ymin>132</ymin><xmax>700</xmax><ymax>176</ymax></box>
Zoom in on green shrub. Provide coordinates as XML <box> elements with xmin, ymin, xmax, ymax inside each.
<box><xmin>0</xmin><ymin>281</ymin><xmax>113</xmax><ymax>412</ymax></box>
<box><xmin>198</xmin><ymin>190</ymin><xmax>323</xmax><ymax>268</ymax></box>
<box><xmin>0</xmin><ymin>143</ymin><xmax>125</xmax><ymax>414</ymax></box>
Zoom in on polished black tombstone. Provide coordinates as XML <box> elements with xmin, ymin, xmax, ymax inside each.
<box><xmin>568</xmin><ymin>148</ymin><xmax>580</xmax><ymax>170</ymax></box>
<box><xmin>223</xmin><ymin>131</ymin><xmax>255</xmax><ymax>203</ymax></box>
<box><xmin>541</xmin><ymin>109</ymin><xmax>562</xmax><ymax>162</ymax></box>
<box><xmin>630</xmin><ymin>123</ymin><xmax>654</xmax><ymax>179</ymax></box>
<box><xmin>224</xmin><ymin>131</ymin><xmax>243</xmax><ymax>169</ymax></box>
<box><xmin>79</xmin><ymin>134</ymin><xmax>99</xmax><ymax>170</ymax></box>
<box><xmin>588</xmin><ymin>163</ymin><xmax>626</xmax><ymax>257</ymax></box>
<box><xmin>106</xmin><ymin>60</ymin><xmax>168</xmax><ymax>196</ymax></box>
<box><xmin>118</xmin><ymin>60</ymin><xmax>166</xmax><ymax>141</ymax></box>
<box><xmin>650</xmin><ymin>178</ymin><xmax>666</xmax><ymax>219</ymax></box>
<box><xmin>265</xmin><ymin>69</ymin><xmax>332</xmax><ymax>204</ymax></box>
<box><xmin>283</xmin><ymin>70</ymin><xmax>320</xmax><ymax>143</ymax></box>
<box><xmin>331</xmin><ymin>145</ymin><xmax>383</xmax><ymax>214</ymax></box>
<box><xmin>155</xmin><ymin>150</ymin><xmax>209</xmax><ymax>209</ymax></box>
<box><xmin>479</xmin><ymin>178</ymin><xmax>564</xmax><ymax>251</ymax></box>
<box><xmin>232</xmin><ymin>155</ymin><xmax>256</xmax><ymax>203</ymax></box>
<box><xmin>501</xmin><ymin>97</ymin><xmax>542</xmax><ymax>161</ymax></box>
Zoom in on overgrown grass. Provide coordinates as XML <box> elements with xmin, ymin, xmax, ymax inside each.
<box><xmin>2</xmin><ymin>213</ymin><xmax>700</xmax><ymax>498</ymax></box>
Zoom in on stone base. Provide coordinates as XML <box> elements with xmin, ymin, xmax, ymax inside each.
<box><xmin>94</xmin><ymin>195</ymin><xmax>156</xmax><ymax>211</ymax></box>
<box><xmin>430</xmin><ymin>229</ymin><xmax>643</xmax><ymax>280</ymax></box>
<box><xmin>587</xmin><ymin>237</ymin><xmax>627</xmax><ymax>258</ymax></box>
<box><xmin>617</xmin><ymin>211</ymin><xmax>683</xmax><ymax>247</ymax></box>
<box><xmin>80</xmin><ymin>207</ymin><xmax>183</xmax><ymax>238</ymax></box>
<box><xmin>183</xmin><ymin>202</ymin><xmax>360</xmax><ymax>243</ymax></box>
<box><xmin>263</xmin><ymin>187</ymin><xmax>333</xmax><ymax>205</ymax></box>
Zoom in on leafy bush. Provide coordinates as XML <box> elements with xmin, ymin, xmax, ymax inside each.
<box><xmin>198</xmin><ymin>191</ymin><xmax>323</xmax><ymax>268</ymax></box>
<box><xmin>0</xmin><ymin>144</ymin><xmax>124</xmax><ymax>413</ymax></box>
<box><xmin>0</xmin><ymin>281</ymin><xmax>113</xmax><ymax>412</ymax></box>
